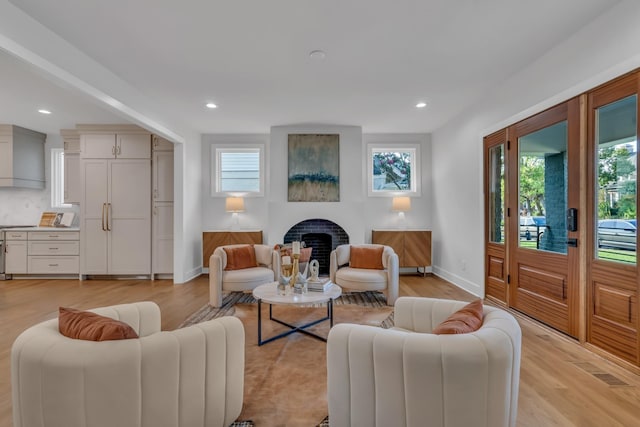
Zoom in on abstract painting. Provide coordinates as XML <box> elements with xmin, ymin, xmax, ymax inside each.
<box><xmin>288</xmin><ymin>134</ymin><xmax>340</xmax><ymax>202</ymax></box>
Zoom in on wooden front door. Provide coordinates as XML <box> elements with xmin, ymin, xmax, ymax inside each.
<box><xmin>507</xmin><ymin>99</ymin><xmax>581</xmax><ymax>338</ymax></box>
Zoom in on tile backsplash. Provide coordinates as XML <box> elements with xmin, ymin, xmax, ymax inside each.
<box><xmin>0</xmin><ymin>187</ymin><xmax>79</xmax><ymax>225</ymax></box>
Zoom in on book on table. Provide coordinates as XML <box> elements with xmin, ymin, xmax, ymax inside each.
<box><xmin>307</xmin><ymin>278</ymin><xmax>331</xmax><ymax>292</ymax></box>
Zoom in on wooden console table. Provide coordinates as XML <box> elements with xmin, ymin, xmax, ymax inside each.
<box><xmin>372</xmin><ymin>230</ymin><xmax>431</xmax><ymax>276</ymax></box>
<box><xmin>203</xmin><ymin>231</ymin><xmax>263</xmax><ymax>268</ymax></box>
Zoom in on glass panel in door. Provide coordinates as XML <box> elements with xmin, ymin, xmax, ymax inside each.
<box><xmin>518</xmin><ymin>121</ymin><xmax>568</xmax><ymax>253</ymax></box>
<box><xmin>489</xmin><ymin>144</ymin><xmax>505</xmax><ymax>244</ymax></box>
<box><xmin>594</xmin><ymin>95</ymin><xmax>637</xmax><ymax>264</ymax></box>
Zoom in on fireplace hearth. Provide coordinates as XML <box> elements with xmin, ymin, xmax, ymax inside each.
<box><xmin>283</xmin><ymin>219</ymin><xmax>349</xmax><ymax>275</ymax></box>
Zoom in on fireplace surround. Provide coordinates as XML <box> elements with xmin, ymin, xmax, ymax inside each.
<box><xmin>283</xmin><ymin>219</ymin><xmax>349</xmax><ymax>275</ymax></box>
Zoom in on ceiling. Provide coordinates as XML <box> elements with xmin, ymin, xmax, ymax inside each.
<box><xmin>3</xmin><ymin>0</ymin><xmax>620</xmax><ymax>137</ymax></box>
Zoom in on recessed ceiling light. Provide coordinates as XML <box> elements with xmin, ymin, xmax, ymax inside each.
<box><xmin>309</xmin><ymin>50</ymin><xmax>326</xmax><ymax>60</ymax></box>
<box><xmin>415</xmin><ymin>102</ymin><xmax>427</xmax><ymax>109</ymax></box>
<box><xmin>205</xmin><ymin>103</ymin><xmax>217</xmax><ymax>109</ymax></box>
<box><xmin>38</xmin><ymin>109</ymin><xmax>52</xmax><ymax>114</ymax></box>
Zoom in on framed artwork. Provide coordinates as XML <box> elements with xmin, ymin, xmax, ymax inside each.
<box><xmin>367</xmin><ymin>143</ymin><xmax>421</xmax><ymax>197</ymax></box>
<box><xmin>288</xmin><ymin>134</ymin><xmax>340</xmax><ymax>202</ymax></box>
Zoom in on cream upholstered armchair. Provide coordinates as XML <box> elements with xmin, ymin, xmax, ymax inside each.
<box><xmin>209</xmin><ymin>243</ymin><xmax>279</xmax><ymax>307</ymax></box>
<box><xmin>329</xmin><ymin>244</ymin><xmax>399</xmax><ymax>305</ymax></box>
<box><xmin>12</xmin><ymin>301</ymin><xmax>245</xmax><ymax>427</ymax></box>
<box><xmin>327</xmin><ymin>297</ymin><xmax>522</xmax><ymax>427</ymax></box>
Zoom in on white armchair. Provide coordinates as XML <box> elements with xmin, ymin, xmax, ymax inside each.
<box><xmin>329</xmin><ymin>244</ymin><xmax>399</xmax><ymax>305</ymax></box>
<box><xmin>12</xmin><ymin>301</ymin><xmax>245</xmax><ymax>427</ymax></box>
<box><xmin>209</xmin><ymin>244</ymin><xmax>280</xmax><ymax>307</ymax></box>
<box><xmin>327</xmin><ymin>297</ymin><xmax>522</xmax><ymax>427</ymax></box>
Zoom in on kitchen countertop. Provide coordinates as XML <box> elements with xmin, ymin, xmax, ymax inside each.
<box><xmin>1</xmin><ymin>227</ymin><xmax>80</xmax><ymax>232</ymax></box>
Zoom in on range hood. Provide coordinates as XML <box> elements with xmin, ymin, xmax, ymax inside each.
<box><xmin>0</xmin><ymin>125</ymin><xmax>46</xmax><ymax>189</ymax></box>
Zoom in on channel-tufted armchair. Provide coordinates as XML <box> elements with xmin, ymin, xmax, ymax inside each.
<box><xmin>327</xmin><ymin>297</ymin><xmax>522</xmax><ymax>427</ymax></box>
<box><xmin>12</xmin><ymin>301</ymin><xmax>245</xmax><ymax>427</ymax></box>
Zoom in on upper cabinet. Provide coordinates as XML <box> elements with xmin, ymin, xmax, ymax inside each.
<box><xmin>77</xmin><ymin>124</ymin><xmax>151</xmax><ymax>160</ymax></box>
<box><xmin>61</xmin><ymin>129</ymin><xmax>81</xmax><ymax>204</ymax></box>
<box><xmin>0</xmin><ymin>125</ymin><xmax>46</xmax><ymax>189</ymax></box>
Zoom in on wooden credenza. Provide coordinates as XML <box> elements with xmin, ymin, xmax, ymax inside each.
<box><xmin>372</xmin><ymin>230</ymin><xmax>432</xmax><ymax>275</ymax></box>
<box><xmin>203</xmin><ymin>231</ymin><xmax>263</xmax><ymax>268</ymax></box>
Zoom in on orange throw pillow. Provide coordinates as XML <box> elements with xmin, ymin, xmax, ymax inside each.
<box><xmin>59</xmin><ymin>307</ymin><xmax>139</xmax><ymax>341</ymax></box>
<box><xmin>224</xmin><ymin>245</ymin><xmax>258</xmax><ymax>270</ymax></box>
<box><xmin>350</xmin><ymin>245</ymin><xmax>384</xmax><ymax>269</ymax></box>
<box><xmin>432</xmin><ymin>299</ymin><xmax>484</xmax><ymax>334</ymax></box>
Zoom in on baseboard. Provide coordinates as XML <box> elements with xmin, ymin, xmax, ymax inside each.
<box><xmin>431</xmin><ymin>266</ymin><xmax>482</xmax><ymax>297</ymax></box>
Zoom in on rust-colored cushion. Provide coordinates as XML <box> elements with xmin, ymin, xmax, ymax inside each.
<box><xmin>350</xmin><ymin>245</ymin><xmax>384</xmax><ymax>270</ymax></box>
<box><xmin>433</xmin><ymin>299</ymin><xmax>484</xmax><ymax>334</ymax></box>
<box><xmin>59</xmin><ymin>307</ymin><xmax>139</xmax><ymax>341</ymax></box>
<box><xmin>224</xmin><ymin>245</ymin><xmax>258</xmax><ymax>270</ymax></box>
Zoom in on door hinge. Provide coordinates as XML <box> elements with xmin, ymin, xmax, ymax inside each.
<box><xmin>507</xmin><ymin>274</ymin><xmax>511</xmax><ymax>284</ymax></box>
<box><xmin>507</xmin><ymin>140</ymin><xmax>511</xmax><ymax>150</ymax></box>
<box><xmin>507</xmin><ymin>208</ymin><xmax>510</xmax><ymax>217</ymax></box>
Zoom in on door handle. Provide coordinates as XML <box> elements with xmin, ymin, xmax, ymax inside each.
<box><xmin>106</xmin><ymin>203</ymin><xmax>112</xmax><ymax>231</ymax></box>
<box><xmin>101</xmin><ymin>203</ymin><xmax>107</xmax><ymax>231</ymax></box>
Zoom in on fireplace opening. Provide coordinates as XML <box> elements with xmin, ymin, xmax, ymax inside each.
<box><xmin>283</xmin><ymin>218</ymin><xmax>349</xmax><ymax>277</ymax></box>
<box><xmin>301</xmin><ymin>233</ymin><xmax>332</xmax><ymax>275</ymax></box>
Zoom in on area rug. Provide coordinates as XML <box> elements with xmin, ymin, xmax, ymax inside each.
<box><xmin>181</xmin><ymin>291</ymin><xmax>394</xmax><ymax>426</ymax></box>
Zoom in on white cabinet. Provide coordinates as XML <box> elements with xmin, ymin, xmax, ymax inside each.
<box><xmin>81</xmin><ymin>158</ymin><xmax>151</xmax><ymax>275</ymax></box>
<box><xmin>27</xmin><ymin>231</ymin><xmax>80</xmax><ymax>274</ymax></box>
<box><xmin>61</xmin><ymin>129</ymin><xmax>81</xmax><ymax>204</ymax></box>
<box><xmin>81</xmin><ymin>133</ymin><xmax>150</xmax><ymax>159</ymax></box>
<box><xmin>0</xmin><ymin>125</ymin><xmax>46</xmax><ymax>189</ymax></box>
<box><xmin>5</xmin><ymin>231</ymin><xmax>27</xmax><ymax>274</ymax></box>
<box><xmin>5</xmin><ymin>230</ymin><xmax>79</xmax><ymax>275</ymax></box>
<box><xmin>153</xmin><ymin>151</ymin><xmax>174</xmax><ymax>201</ymax></box>
<box><xmin>152</xmin><ymin>138</ymin><xmax>173</xmax><ymax>276</ymax></box>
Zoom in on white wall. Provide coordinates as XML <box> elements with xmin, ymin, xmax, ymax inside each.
<box><xmin>431</xmin><ymin>0</ymin><xmax>640</xmax><ymax>296</ymax></box>
<box><xmin>201</xmin><ymin>127</ymin><xmax>432</xmax><ymax>248</ymax></box>
<box><xmin>0</xmin><ymin>134</ymin><xmax>79</xmax><ymax>225</ymax></box>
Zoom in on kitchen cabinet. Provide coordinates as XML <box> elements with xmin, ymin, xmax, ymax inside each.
<box><xmin>0</xmin><ymin>125</ymin><xmax>46</xmax><ymax>189</ymax></box>
<box><xmin>5</xmin><ymin>229</ymin><xmax>79</xmax><ymax>275</ymax></box>
<box><xmin>80</xmin><ymin>133</ymin><xmax>150</xmax><ymax>159</ymax></box>
<box><xmin>81</xmin><ymin>158</ymin><xmax>151</xmax><ymax>275</ymax></box>
<box><xmin>61</xmin><ymin>129</ymin><xmax>81</xmax><ymax>204</ymax></box>
<box><xmin>152</xmin><ymin>137</ymin><xmax>173</xmax><ymax>276</ymax></box>
<box><xmin>372</xmin><ymin>230</ymin><xmax>432</xmax><ymax>275</ymax></box>
<box><xmin>5</xmin><ymin>231</ymin><xmax>27</xmax><ymax>274</ymax></box>
<box><xmin>27</xmin><ymin>231</ymin><xmax>80</xmax><ymax>274</ymax></box>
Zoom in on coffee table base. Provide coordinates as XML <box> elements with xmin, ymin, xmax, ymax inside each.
<box><xmin>257</xmin><ymin>298</ymin><xmax>334</xmax><ymax>346</ymax></box>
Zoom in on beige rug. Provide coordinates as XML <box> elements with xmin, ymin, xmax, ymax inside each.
<box><xmin>182</xmin><ymin>292</ymin><xmax>394</xmax><ymax>426</ymax></box>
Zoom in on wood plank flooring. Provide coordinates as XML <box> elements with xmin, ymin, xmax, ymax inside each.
<box><xmin>1</xmin><ymin>274</ymin><xmax>639</xmax><ymax>426</ymax></box>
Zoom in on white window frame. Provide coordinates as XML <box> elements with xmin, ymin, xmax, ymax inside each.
<box><xmin>51</xmin><ymin>148</ymin><xmax>71</xmax><ymax>208</ymax></box>
<box><xmin>211</xmin><ymin>144</ymin><xmax>265</xmax><ymax>196</ymax></box>
<box><xmin>367</xmin><ymin>143</ymin><xmax>421</xmax><ymax>197</ymax></box>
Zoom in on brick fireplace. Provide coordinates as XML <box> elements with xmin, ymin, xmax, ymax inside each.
<box><xmin>283</xmin><ymin>218</ymin><xmax>349</xmax><ymax>275</ymax></box>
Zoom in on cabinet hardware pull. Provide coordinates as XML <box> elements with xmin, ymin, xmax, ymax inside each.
<box><xmin>117</xmin><ymin>145</ymin><xmax>121</xmax><ymax>155</ymax></box>
<box><xmin>49</xmin><ymin>248</ymin><xmax>59</xmax><ymax>250</ymax></box>
<box><xmin>48</xmin><ymin>235</ymin><xmax>59</xmax><ymax>238</ymax></box>
<box><xmin>48</xmin><ymin>264</ymin><xmax>59</xmax><ymax>267</ymax></box>
<box><xmin>112</xmin><ymin>145</ymin><xmax>116</xmax><ymax>155</ymax></box>
<box><xmin>107</xmin><ymin>203</ymin><xmax>112</xmax><ymax>231</ymax></box>
<box><xmin>101</xmin><ymin>203</ymin><xmax>107</xmax><ymax>231</ymax></box>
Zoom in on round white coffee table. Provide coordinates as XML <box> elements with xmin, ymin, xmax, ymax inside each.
<box><xmin>252</xmin><ymin>282</ymin><xmax>342</xmax><ymax>346</ymax></box>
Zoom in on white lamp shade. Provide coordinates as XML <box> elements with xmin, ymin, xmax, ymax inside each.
<box><xmin>225</xmin><ymin>197</ymin><xmax>245</xmax><ymax>212</ymax></box>
<box><xmin>392</xmin><ymin>196</ymin><xmax>411</xmax><ymax>212</ymax></box>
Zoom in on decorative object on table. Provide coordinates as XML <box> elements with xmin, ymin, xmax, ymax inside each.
<box><xmin>288</xmin><ymin>134</ymin><xmax>340</xmax><ymax>202</ymax></box>
<box><xmin>309</xmin><ymin>259</ymin><xmax>320</xmax><ymax>282</ymax></box>
<box><xmin>279</xmin><ymin>262</ymin><xmax>293</xmax><ymax>296</ymax></box>
<box><xmin>294</xmin><ymin>271</ymin><xmax>308</xmax><ymax>294</ymax></box>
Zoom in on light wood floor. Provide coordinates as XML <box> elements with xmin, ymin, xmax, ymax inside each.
<box><xmin>1</xmin><ymin>275</ymin><xmax>639</xmax><ymax>426</ymax></box>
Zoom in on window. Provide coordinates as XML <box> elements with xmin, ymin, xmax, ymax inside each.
<box><xmin>211</xmin><ymin>145</ymin><xmax>264</xmax><ymax>196</ymax></box>
<box><xmin>367</xmin><ymin>144</ymin><xmax>420</xmax><ymax>196</ymax></box>
<box><xmin>51</xmin><ymin>148</ymin><xmax>71</xmax><ymax>208</ymax></box>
